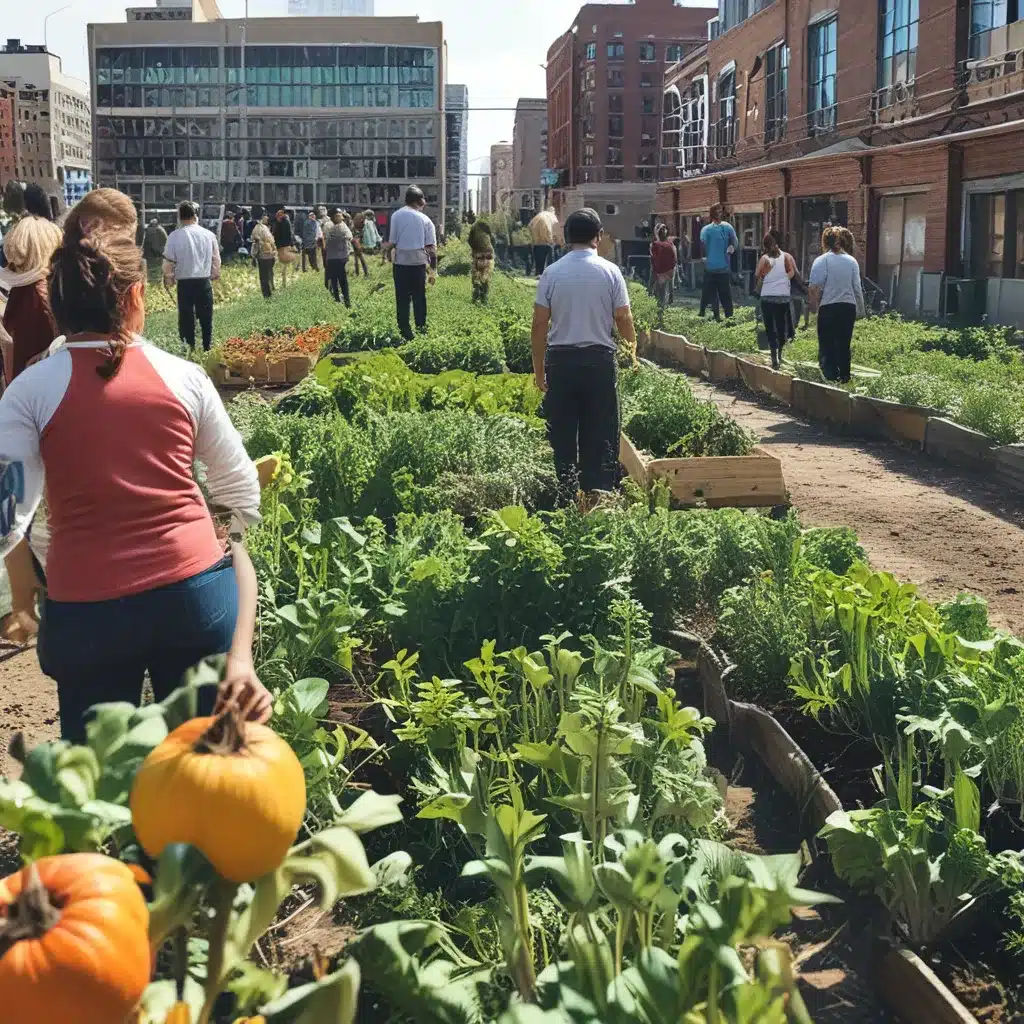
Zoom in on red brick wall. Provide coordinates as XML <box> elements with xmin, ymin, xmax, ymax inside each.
<box><xmin>547</xmin><ymin>0</ymin><xmax>709</xmax><ymax>186</ymax></box>
<box><xmin>962</xmin><ymin>133</ymin><xmax>1024</xmax><ymax>181</ymax></box>
<box><xmin>546</xmin><ymin>31</ymin><xmax>575</xmax><ymax>186</ymax></box>
<box><xmin>0</xmin><ymin>88</ymin><xmax>15</xmax><ymax>185</ymax></box>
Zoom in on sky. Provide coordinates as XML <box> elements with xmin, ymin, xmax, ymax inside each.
<box><xmin>9</xmin><ymin>0</ymin><xmax>716</xmax><ymax>178</ymax></box>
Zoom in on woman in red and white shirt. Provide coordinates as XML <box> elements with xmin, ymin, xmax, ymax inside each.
<box><xmin>0</xmin><ymin>189</ymin><xmax>270</xmax><ymax>740</ymax></box>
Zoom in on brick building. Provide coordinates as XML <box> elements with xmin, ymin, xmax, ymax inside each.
<box><xmin>0</xmin><ymin>82</ymin><xmax>16</xmax><ymax>188</ymax></box>
<box><xmin>490</xmin><ymin>142</ymin><xmax>513</xmax><ymax>212</ymax></box>
<box><xmin>658</xmin><ymin>0</ymin><xmax>1024</xmax><ymax>325</ymax></box>
<box><xmin>546</xmin><ymin>0</ymin><xmax>710</xmax><ymax>192</ymax></box>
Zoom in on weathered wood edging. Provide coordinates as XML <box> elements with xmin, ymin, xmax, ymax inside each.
<box><xmin>649</xmin><ymin>330</ymin><xmax>1024</xmax><ymax>495</ymax></box>
<box><xmin>687</xmin><ymin>640</ymin><xmax>978</xmax><ymax>1024</ymax></box>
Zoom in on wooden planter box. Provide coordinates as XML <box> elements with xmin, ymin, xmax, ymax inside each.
<box><xmin>850</xmin><ymin>395</ymin><xmax>934</xmax><ymax>446</ymax></box>
<box><xmin>993</xmin><ymin>444</ymin><xmax>1024</xmax><ymax>494</ymax></box>
<box><xmin>649</xmin><ymin>330</ymin><xmax>688</xmax><ymax>365</ymax></box>
<box><xmin>681</xmin><ymin>339</ymin><xmax>707</xmax><ymax>375</ymax></box>
<box><xmin>735</xmin><ymin>357</ymin><xmax>794</xmax><ymax>405</ymax></box>
<box><xmin>706</xmin><ymin>349</ymin><xmax>739</xmax><ymax>382</ymax></box>
<box><xmin>792</xmin><ymin>379</ymin><xmax>852</xmax><ymax>427</ymax></box>
<box><xmin>285</xmin><ymin>355</ymin><xmax>314</xmax><ymax>383</ymax></box>
<box><xmin>619</xmin><ymin>432</ymin><xmax>787</xmax><ymax>509</ymax></box>
<box><xmin>925</xmin><ymin>417</ymin><xmax>995</xmax><ymax>469</ymax></box>
<box><xmin>267</xmin><ymin>357</ymin><xmax>288</xmax><ymax>383</ymax></box>
<box><xmin>636</xmin><ymin>328</ymin><xmax>651</xmax><ymax>358</ymax></box>
<box><xmin>696</xmin><ymin>646</ymin><xmax>978</xmax><ymax>1024</ymax></box>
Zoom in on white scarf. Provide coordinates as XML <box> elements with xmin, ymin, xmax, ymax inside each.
<box><xmin>0</xmin><ymin>265</ymin><xmax>48</xmax><ymax>294</ymax></box>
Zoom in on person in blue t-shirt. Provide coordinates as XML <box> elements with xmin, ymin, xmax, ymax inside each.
<box><xmin>699</xmin><ymin>204</ymin><xmax>738</xmax><ymax>321</ymax></box>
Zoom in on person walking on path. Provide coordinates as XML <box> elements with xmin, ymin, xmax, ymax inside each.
<box><xmin>299</xmin><ymin>210</ymin><xmax>322</xmax><ymax>273</ymax></box>
<box><xmin>350</xmin><ymin>211</ymin><xmax>370</xmax><ymax>277</ymax></box>
<box><xmin>650</xmin><ymin>224</ymin><xmax>677</xmax><ymax>314</ymax></box>
<box><xmin>323</xmin><ymin>211</ymin><xmax>354</xmax><ymax>307</ymax></box>
<box><xmin>0</xmin><ymin>188</ymin><xmax>270</xmax><ymax>740</ymax></box>
<box><xmin>163</xmin><ymin>201</ymin><xmax>220</xmax><ymax>353</ymax></box>
<box><xmin>383</xmin><ymin>186</ymin><xmax>437</xmax><ymax>341</ymax></box>
<box><xmin>531</xmin><ymin>207</ymin><xmax>636</xmax><ymax>505</ymax></box>
<box><xmin>0</xmin><ymin>215</ymin><xmax>61</xmax><ymax>386</ymax></box>
<box><xmin>755</xmin><ymin>233</ymin><xmax>797</xmax><ymax>369</ymax></box>
<box><xmin>143</xmin><ymin>217</ymin><xmax>168</xmax><ymax>264</ymax></box>
<box><xmin>699</xmin><ymin>204</ymin><xmax>738</xmax><ymax>321</ymax></box>
<box><xmin>528</xmin><ymin>207</ymin><xmax>561</xmax><ymax>276</ymax></box>
<box><xmin>249</xmin><ymin>215</ymin><xmax>278</xmax><ymax>300</ymax></box>
<box><xmin>468</xmin><ymin>218</ymin><xmax>495</xmax><ymax>303</ymax></box>
<box><xmin>272</xmin><ymin>208</ymin><xmax>296</xmax><ymax>289</ymax></box>
<box><xmin>809</xmin><ymin>226</ymin><xmax>865</xmax><ymax>383</ymax></box>
<box><xmin>361</xmin><ymin>209</ymin><xmax>381</xmax><ymax>253</ymax></box>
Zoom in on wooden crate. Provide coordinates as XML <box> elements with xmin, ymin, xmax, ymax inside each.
<box><xmin>619</xmin><ymin>432</ymin><xmax>787</xmax><ymax>508</ymax></box>
<box><xmin>285</xmin><ymin>355</ymin><xmax>314</xmax><ymax>383</ymax></box>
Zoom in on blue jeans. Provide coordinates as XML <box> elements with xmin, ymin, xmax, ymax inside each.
<box><xmin>38</xmin><ymin>558</ymin><xmax>238</xmax><ymax>742</ymax></box>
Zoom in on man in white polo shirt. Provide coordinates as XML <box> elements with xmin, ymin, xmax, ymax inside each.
<box><xmin>163</xmin><ymin>200</ymin><xmax>221</xmax><ymax>352</ymax></box>
<box><xmin>383</xmin><ymin>185</ymin><xmax>436</xmax><ymax>341</ymax></box>
<box><xmin>532</xmin><ymin>207</ymin><xmax>636</xmax><ymax>503</ymax></box>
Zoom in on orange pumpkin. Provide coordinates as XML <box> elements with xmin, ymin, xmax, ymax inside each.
<box><xmin>130</xmin><ymin>709</ymin><xmax>306</xmax><ymax>883</ymax></box>
<box><xmin>0</xmin><ymin>853</ymin><xmax>151</xmax><ymax>1023</ymax></box>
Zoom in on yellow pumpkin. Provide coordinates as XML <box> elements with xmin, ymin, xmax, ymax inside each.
<box><xmin>0</xmin><ymin>854</ymin><xmax>151</xmax><ymax>1024</ymax></box>
<box><xmin>130</xmin><ymin>709</ymin><xmax>306</xmax><ymax>883</ymax></box>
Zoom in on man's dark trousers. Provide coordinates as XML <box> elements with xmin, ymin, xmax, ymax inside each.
<box><xmin>393</xmin><ymin>263</ymin><xmax>428</xmax><ymax>341</ymax></box>
<box><xmin>177</xmin><ymin>277</ymin><xmax>214</xmax><ymax>351</ymax></box>
<box><xmin>544</xmin><ymin>344</ymin><xmax>620</xmax><ymax>502</ymax></box>
<box><xmin>326</xmin><ymin>258</ymin><xmax>351</xmax><ymax>307</ymax></box>
<box><xmin>700</xmin><ymin>269</ymin><xmax>733</xmax><ymax>320</ymax></box>
<box><xmin>533</xmin><ymin>244</ymin><xmax>553</xmax><ymax>276</ymax></box>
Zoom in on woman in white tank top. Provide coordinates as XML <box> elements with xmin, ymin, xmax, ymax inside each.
<box><xmin>755</xmin><ymin>233</ymin><xmax>796</xmax><ymax>369</ymax></box>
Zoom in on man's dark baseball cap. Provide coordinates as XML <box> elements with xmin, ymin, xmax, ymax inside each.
<box><xmin>565</xmin><ymin>207</ymin><xmax>603</xmax><ymax>244</ymax></box>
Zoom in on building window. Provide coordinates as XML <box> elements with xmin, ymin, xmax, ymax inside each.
<box><xmin>582</xmin><ymin>143</ymin><xmax>594</xmax><ymax>165</ymax></box>
<box><xmin>640</xmin><ymin>71</ymin><xmax>654</xmax><ymax>88</ymax></box>
<box><xmin>607</xmin><ymin>145</ymin><xmax>623</xmax><ymax>165</ymax></box>
<box><xmin>879</xmin><ymin>0</ymin><xmax>919</xmax><ymax>93</ymax></box>
<box><xmin>969</xmin><ymin>0</ymin><xmax>1021</xmax><ymax>58</ymax></box>
<box><xmin>764</xmin><ymin>42</ymin><xmax>788</xmax><ymax>143</ymax></box>
<box><xmin>667</xmin><ymin>43</ymin><xmax>684</xmax><ymax>63</ymax></box>
<box><xmin>607</xmin><ymin>42</ymin><xmax>625</xmax><ymax>60</ymax></box>
<box><xmin>878</xmin><ymin>193</ymin><xmax>927</xmax><ymax>311</ymax></box>
<box><xmin>641</xmin><ymin>95</ymin><xmax>656</xmax><ymax>114</ymax></box>
<box><xmin>969</xmin><ymin>190</ymin><xmax>1024</xmax><ymax>278</ymax></box>
<box><xmin>606</xmin><ymin>167</ymin><xmax>624</xmax><ymax>182</ymax></box>
<box><xmin>718</xmin><ymin>0</ymin><xmax>774</xmax><ymax>35</ymax></box>
<box><xmin>608</xmin><ymin>68</ymin><xmax>624</xmax><ymax>88</ymax></box>
<box><xmin>808</xmin><ymin>16</ymin><xmax>838</xmax><ymax>135</ymax></box>
<box><xmin>609</xmin><ymin>93</ymin><xmax>623</xmax><ymax>113</ymax></box>
<box><xmin>585</xmin><ymin>41</ymin><xmax>597</xmax><ymax>60</ymax></box>
<box><xmin>714</xmin><ymin>67</ymin><xmax>736</xmax><ymax>158</ymax></box>
<box><xmin>608</xmin><ymin>115</ymin><xmax>624</xmax><ymax>137</ymax></box>
<box><xmin>639</xmin><ymin>42</ymin><xmax>656</xmax><ymax>62</ymax></box>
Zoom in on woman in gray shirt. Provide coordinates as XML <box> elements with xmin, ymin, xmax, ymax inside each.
<box><xmin>808</xmin><ymin>226</ymin><xmax>865</xmax><ymax>383</ymax></box>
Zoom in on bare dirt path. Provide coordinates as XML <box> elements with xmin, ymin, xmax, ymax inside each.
<box><xmin>689</xmin><ymin>377</ymin><xmax>1024</xmax><ymax>633</ymax></box>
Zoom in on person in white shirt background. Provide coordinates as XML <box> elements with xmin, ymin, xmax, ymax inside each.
<box><xmin>382</xmin><ymin>185</ymin><xmax>437</xmax><ymax>341</ymax></box>
<box><xmin>163</xmin><ymin>200</ymin><xmax>221</xmax><ymax>353</ymax></box>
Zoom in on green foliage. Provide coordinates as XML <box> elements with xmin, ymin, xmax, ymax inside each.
<box><xmin>938</xmin><ymin>593</ymin><xmax>992</xmax><ymax>642</ymax></box>
<box><xmin>619</xmin><ymin>365</ymin><xmax>757</xmax><ymax>458</ymax></box>
<box><xmin>800</xmin><ymin>526</ymin><xmax>866</xmax><ymax>576</ymax></box>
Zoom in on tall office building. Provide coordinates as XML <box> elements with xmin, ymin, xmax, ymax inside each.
<box><xmin>512</xmin><ymin>98</ymin><xmax>547</xmax><ymax>214</ymax></box>
<box><xmin>0</xmin><ymin>40</ymin><xmax>92</xmax><ymax>207</ymax></box>
<box><xmin>444</xmin><ymin>84</ymin><xmax>468</xmax><ymax>227</ymax></box>
<box><xmin>288</xmin><ymin>0</ymin><xmax>375</xmax><ymax>15</ymax></box>
<box><xmin>88</xmin><ymin>8</ymin><xmax>445</xmax><ymax>222</ymax></box>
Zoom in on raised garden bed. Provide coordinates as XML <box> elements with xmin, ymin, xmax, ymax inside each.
<box><xmin>619</xmin><ymin>431</ymin><xmax>788</xmax><ymax>509</ymax></box>
<box><xmin>692</xmin><ymin>644</ymin><xmax>983</xmax><ymax>1024</ymax></box>
<box><xmin>791</xmin><ymin>378</ymin><xmax>853</xmax><ymax>427</ymax></box>
<box><xmin>851</xmin><ymin>394</ymin><xmax>936</xmax><ymax>446</ymax></box>
<box><xmin>218</xmin><ymin>324</ymin><xmax>332</xmax><ymax>387</ymax></box>
<box><xmin>924</xmin><ymin>416</ymin><xmax>996</xmax><ymax>469</ymax></box>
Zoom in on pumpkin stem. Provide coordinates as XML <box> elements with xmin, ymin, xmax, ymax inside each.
<box><xmin>195</xmin><ymin>706</ymin><xmax>248</xmax><ymax>756</ymax></box>
<box><xmin>0</xmin><ymin>863</ymin><xmax>62</xmax><ymax>955</ymax></box>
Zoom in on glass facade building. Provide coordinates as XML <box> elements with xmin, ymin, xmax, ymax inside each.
<box><xmin>445</xmin><ymin>84</ymin><xmax>468</xmax><ymax>227</ymax></box>
<box><xmin>89</xmin><ymin>24</ymin><xmax>444</xmax><ymax>219</ymax></box>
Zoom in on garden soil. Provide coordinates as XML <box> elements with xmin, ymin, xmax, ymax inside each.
<box><xmin>689</xmin><ymin>378</ymin><xmax>1024</xmax><ymax>633</ymax></box>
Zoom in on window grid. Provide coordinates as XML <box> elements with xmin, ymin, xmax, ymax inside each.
<box><xmin>764</xmin><ymin>43</ymin><xmax>788</xmax><ymax>144</ymax></box>
<box><xmin>808</xmin><ymin>17</ymin><xmax>838</xmax><ymax>135</ymax></box>
<box><xmin>879</xmin><ymin>0</ymin><xmax>919</xmax><ymax>92</ymax></box>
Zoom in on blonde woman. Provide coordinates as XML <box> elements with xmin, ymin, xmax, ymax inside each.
<box><xmin>809</xmin><ymin>226</ymin><xmax>864</xmax><ymax>383</ymax></box>
<box><xmin>0</xmin><ymin>215</ymin><xmax>62</xmax><ymax>385</ymax></box>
